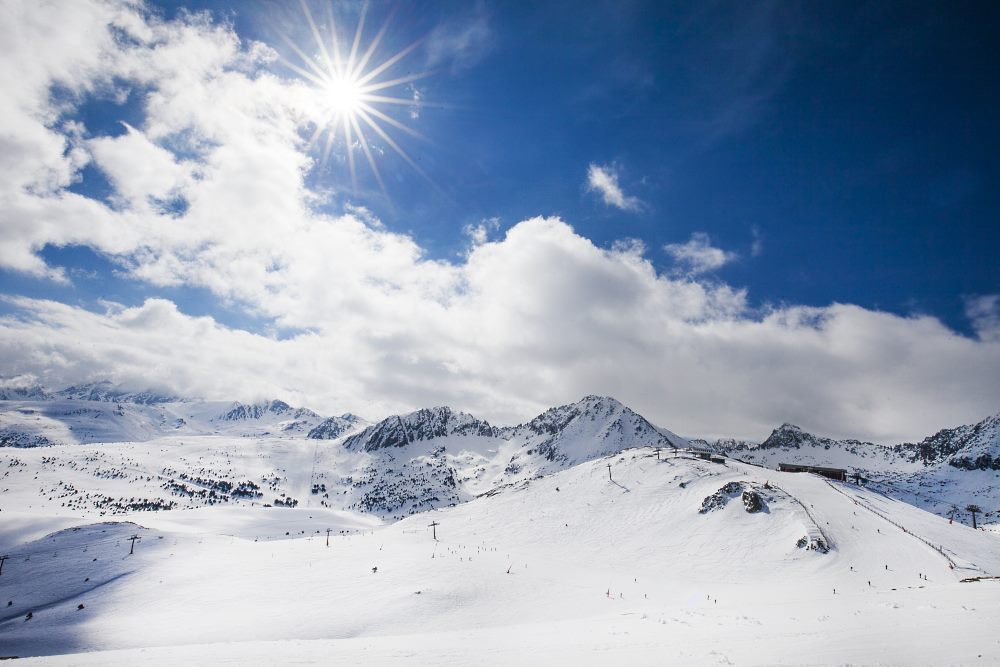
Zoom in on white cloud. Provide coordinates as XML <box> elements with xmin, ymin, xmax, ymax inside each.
<box><xmin>663</xmin><ymin>232</ymin><xmax>737</xmax><ymax>275</ymax></box>
<box><xmin>0</xmin><ymin>1</ymin><xmax>998</xmax><ymax>445</ymax></box>
<box><xmin>88</xmin><ymin>123</ymin><xmax>194</xmax><ymax>210</ymax></box>
<box><xmin>462</xmin><ymin>217</ymin><xmax>500</xmax><ymax>248</ymax></box>
<box><xmin>586</xmin><ymin>163</ymin><xmax>642</xmax><ymax>212</ymax></box>
<box><xmin>965</xmin><ymin>294</ymin><xmax>1000</xmax><ymax>342</ymax></box>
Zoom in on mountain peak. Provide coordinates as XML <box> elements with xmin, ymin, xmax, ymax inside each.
<box><xmin>216</xmin><ymin>399</ymin><xmax>297</xmax><ymax>422</ymax></box>
<box><xmin>343</xmin><ymin>406</ymin><xmax>497</xmax><ymax>452</ymax></box>
<box><xmin>577</xmin><ymin>395</ymin><xmax>623</xmax><ymax>406</ymax></box>
<box><xmin>307</xmin><ymin>413</ymin><xmax>366</xmax><ymax>440</ymax></box>
<box><xmin>759</xmin><ymin>423</ymin><xmax>826</xmax><ymax>450</ymax></box>
<box><xmin>776</xmin><ymin>423</ymin><xmax>804</xmax><ymax>433</ymax></box>
<box><xmin>904</xmin><ymin>411</ymin><xmax>1000</xmax><ymax>470</ymax></box>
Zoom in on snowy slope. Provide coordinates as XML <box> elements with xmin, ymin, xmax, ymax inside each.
<box><xmin>1</xmin><ymin>449</ymin><xmax>998</xmax><ymax>664</ymax></box>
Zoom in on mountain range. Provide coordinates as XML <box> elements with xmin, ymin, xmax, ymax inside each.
<box><xmin>705</xmin><ymin>414</ymin><xmax>1000</xmax><ymax>524</ymax></box>
<box><xmin>0</xmin><ymin>379</ymin><xmax>996</xmax><ymax>524</ymax></box>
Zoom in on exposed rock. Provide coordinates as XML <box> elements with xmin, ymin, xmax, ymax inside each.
<box><xmin>796</xmin><ymin>535</ymin><xmax>829</xmax><ymax>553</ymax></box>
<box><xmin>699</xmin><ymin>481</ymin><xmax>744</xmax><ymax>513</ymax></box>
<box><xmin>343</xmin><ymin>407</ymin><xmax>497</xmax><ymax>452</ymax></box>
<box><xmin>742</xmin><ymin>489</ymin><xmax>763</xmax><ymax>513</ymax></box>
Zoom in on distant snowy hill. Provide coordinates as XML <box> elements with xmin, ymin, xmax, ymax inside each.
<box><xmin>0</xmin><ymin>383</ymin><xmax>335</xmax><ymax>444</ymax></box>
<box><xmin>55</xmin><ymin>380</ymin><xmax>179</xmax><ymax>405</ymax></box>
<box><xmin>0</xmin><ymin>383</ymin><xmax>51</xmax><ymax>401</ymax></box>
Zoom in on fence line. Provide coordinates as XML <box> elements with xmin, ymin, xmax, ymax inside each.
<box><xmin>770</xmin><ymin>483</ymin><xmax>833</xmax><ymax>550</ymax></box>
<box><xmin>822</xmin><ymin>479</ymin><xmax>970</xmax><ymax>572</ymax></box>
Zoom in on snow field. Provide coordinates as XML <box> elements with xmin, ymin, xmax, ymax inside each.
<box><xmin>2</xmin><ymin>448</ymin><xmax>998</xmax><ymax>663</ymax></box>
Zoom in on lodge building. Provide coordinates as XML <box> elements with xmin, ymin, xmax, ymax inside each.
<box><xmin>777</xmin><ymin>463</ymin><xmax>848</xmax><ymax>482</ymax></box>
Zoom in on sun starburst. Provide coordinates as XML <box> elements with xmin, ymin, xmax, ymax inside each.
<box><xmin>280</xmin><ymin>0</ymin><xmax>436</xmax><ymax>195</ymax></box>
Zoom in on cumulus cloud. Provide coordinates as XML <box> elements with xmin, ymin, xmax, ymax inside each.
<box><xmin>0</xmin><ymin>1</ymin><xmax>998</xmax><ymax>444</ymax></box>
<box><xmin>2</xmin><ymin>216</ymin><xmax>1000</xmax><ymax>444</ymax></box>
<box><xmin>586</xmin><ymin>163</ymin><xmax>642</xmax><ymax>212</ymax></box>
<box><xmin>663</xmin><ymin>232</ymin><xmax>737</xmax><ymax>275</ymax></box>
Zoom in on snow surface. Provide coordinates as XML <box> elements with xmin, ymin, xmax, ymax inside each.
<box><xmin>2</xmin><ymin>392</ymin><xmax>999</xmax><ymax>664</ymax></box>
<box><xmin>2</xmin><ymin>446</ymin><xmax>999</xmax><ymax>664</ymax></box>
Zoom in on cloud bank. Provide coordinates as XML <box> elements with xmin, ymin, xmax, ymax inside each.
<box><xmin>0</xmin><ymin>0</ymin><xmax>998</xmax><ymax>443</ymax></box>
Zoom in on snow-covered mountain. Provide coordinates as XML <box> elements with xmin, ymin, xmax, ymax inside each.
<box><xmin>343</xmin><ymin>406</ymin><xmax>498</xmax><ymax>451</ymax></box>
<box><xmin>307</xmin><ymin>413</ymin><xmax>368</xmax><ymax>439</ymax></box>
<box><xmin>55</xmin><ymin>380</ymin><xmax>180</xmax><ymax>405</ymax></box>
<box><xmin>210</xmin><ymin>399</ymin><xmax>328</xmax><ymax>435</ymax></box>
<box><xmin>0</xmin><ymin>383</ymin><xmax>51</xmax><ymax>401</ymax></box>
<box><xmin>897</xmin><ymin>412</ymin><xmax>1000</xmax><ymax>470</ymax></box>
<box><xmin>714</xmin><ymin>412</ymin><xmax>1000</xmax><ymax>523</ymax></box>
<box><xmin>318</xmin><ymin>396</ymin><xmax>690</xmax><ymax>515</ymax></box>
<box><xmin>0</xmin><ymin>394</ymin><xmax>689</xmax><ymax>518</ymax></box>
<box><xmin>2</xmin><ymin>382</ymin><xmax>995</xmax><ymax>526</ymax></box>
<box><xmin>497</xmin><ymin>395</ymin><xmax>686</xmax><ymax>483</ymax></box>
<box><xmin>0</xmin><ymin>384</ymin><xmax>336</xmax><ymax>444</ymax></box>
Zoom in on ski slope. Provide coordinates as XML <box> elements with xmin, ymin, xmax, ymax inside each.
<box><xmin>2</xmin><ymin>448</ymin><xmax>998</xmax><ymax>665</ymax></box>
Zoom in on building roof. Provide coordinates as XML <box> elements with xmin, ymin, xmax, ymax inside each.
<box><xmin>778</xmin><ymin>463</ymin><xmax>847</xmax><ymax>474</ymax></box>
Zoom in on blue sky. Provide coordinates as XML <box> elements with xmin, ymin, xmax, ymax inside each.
<box><xmin>0</xmin><ymin>0</ymin><xmax>997</xmax><ymax>440</ymax></box>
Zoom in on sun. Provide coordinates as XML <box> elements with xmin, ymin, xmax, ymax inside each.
<box><xmin>279</xmin><ymin>1</ymin><xmax>435</xmax><ymax>194</ymax></box>
<box><xmin>323</xmin><ymin>73</ymin><xmax>363</xmax><ymax>115</ymax></box>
